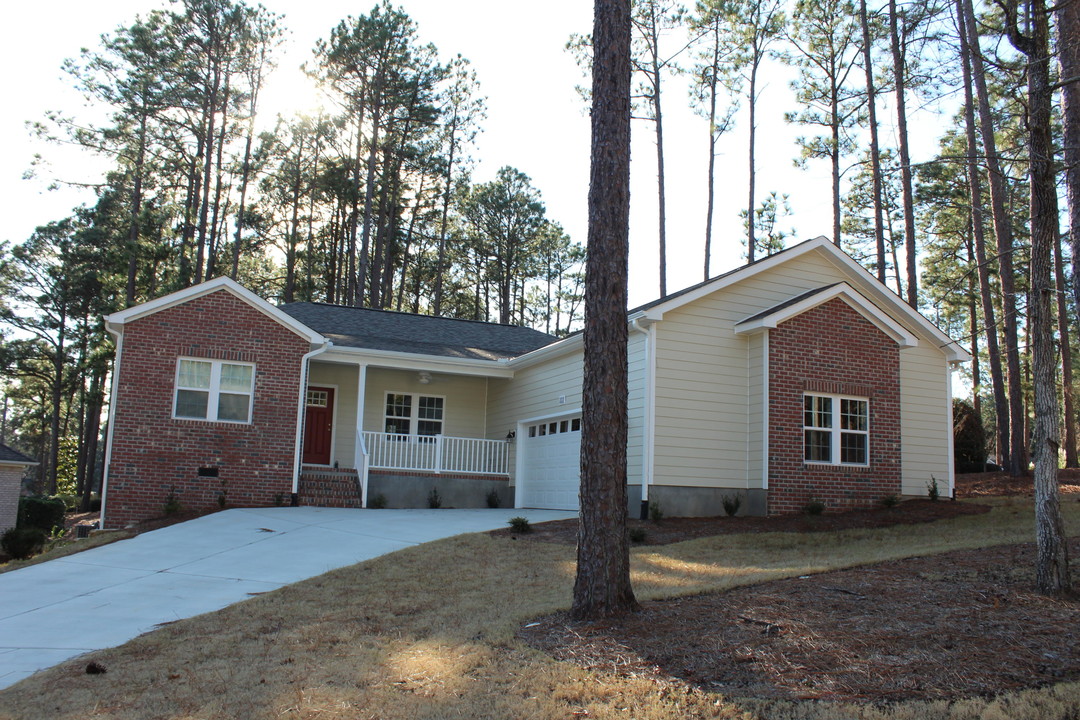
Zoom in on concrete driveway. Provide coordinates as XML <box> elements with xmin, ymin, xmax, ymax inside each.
<box><xmin>0</xmin><ymin>506</ymin><xmax>576</xmax><ymax>690</ymax></box>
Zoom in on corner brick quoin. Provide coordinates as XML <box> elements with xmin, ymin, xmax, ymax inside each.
<box><xmin>105</xmin><ymin>289</ymin><xmax>311</xmax><ymax>528</ymax></box>
<box><xmin>767</xmin><ymin>298</ymin><xmax>902</xmax><ymax>516</ymax></box>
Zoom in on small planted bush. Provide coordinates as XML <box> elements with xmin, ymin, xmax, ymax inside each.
<box><xmin>18</xmin><ymin>496</ymin><xmax>66</xmax><ymax>533</ymax></box>
<box><xmin>2</xmin><ymin>527</ymin><xmax>47</xmax><ymax>560</ymax></box>
<box><xmin>722</xmin><ymin>494</ymin><xmax>741</xmax><ymax>517</ymax></box>
<box><xmin>803</xmin><ymin>499</ymin><xmax>825</xmax><ymax>516</ymax></box>
<box><xmin>927</xmin><ymin>476</ymin><xmax>940</xmax><ymax>502</ymax></box>
<box><xmin>485</xmin><ymin>489</ymin><xmax>501</xmax><ymax>509</ymax></box>
<box><xmin>427</xmin><ymin>486</ymin><xmax>442</xmax><ymax>509</ymax></box>
<box><xmin>629</xmin><ymin>527</ymin><xmax>648</xmax><ymax>543</ymax></box>
<box><xmin>368</xmin><ymin>493</ymin><xmax>387</xmax><ymax>509</ymax></box>
<box><xmin>163</xmin><ymin>487</ymin><xmax>182</xmax><ymax>516</ymax></box>
<box><xmin>508</xmin><ymin>516</ymin><xmax>531</xmax><ymax>534</ymax></box>
<box><xmin>648</xmin><ymin>501</ymin><xmax>664</xmax><ymax>524</ymax></box>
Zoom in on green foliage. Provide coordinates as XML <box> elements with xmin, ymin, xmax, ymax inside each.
<box><xmin>722</xmin><ymin>494</ymin><xmax>742</xmax><ymax>517</ymax></box>
<box><xmin>55</xmin><ymin>436</ymin><xmax>78</xmax><ymax>496</ymax></box>
<box><xmin>485</xmin><ymin>489</ymin><xmax>501</xmax><ymax>509</ymax></box>
<box><xmin>953</xmin><ymin>399</ymin><xmax>988</xmax><ymax>473</ymax></box>
<box><xmin>927</xmin><ymin>476</ymin><xmax>940</xmax><ymax>502</ymax></box>
<box><xmin>803</xmin><ymin>499</ymin><xmax>826</xmax><ymax>516</ymax></box>
<box><xmin>427</xmin><ymin>486</ymin><xmax>442</xmax><ymax>509</ymax></box>
<box><xmin>53</xmin><ymin>494</ymin><xmax>79</xmax><ymax>512</ymax></box>
<box><xmin>881</xmin><ymin>494</ymin><xmax>901</xmax><ymax>508</ymax></box>
<box><xmin>507</xmin><ymin>516</ymin><xmax>531</xmax><ymax>534</ymax></box>
<box><xmin>649</xmin><ymin>501</ymin><xmax>664</xmax><ymax>523</ymax></box>
<box><xmin>163</xmin><ymin>487</ymin><xmax>182</xmax><ymax>516</ymax></box>
<box><xmin>17</xmin><ymin>496</ymin><xmax>66</xmax><ymax>533</ymax></box>
<box><xmin>1</xmin><ymin>528</ymin><xmax>47</xmax><ymax>560</ymax></box>
<box><xmin>629</xmin><ymin>527</ymin><xmax>648</xmax><ymax>543</ymax></box>
<box><xmin>368</xmin><ymin>493</ymin><xmax>388</xmax><ymax>509</ymax></box>
<box><xmin>273</xmin><ymin>492</ymin><xmax>287</xmax><ymax>507</ymax></box>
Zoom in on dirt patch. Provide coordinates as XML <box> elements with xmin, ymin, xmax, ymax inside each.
<box><xmin>522</xmin><ymin>539</ymin><xmax>1080</xmax><ymax>702</ymax></box>
<box><xmin>518</xmin><ymin>473</ymin><xmax>1080</xmax><ymax>703</ymax></box>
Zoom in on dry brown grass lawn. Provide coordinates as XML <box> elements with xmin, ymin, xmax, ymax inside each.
<box><xmin>0</xmin><ymin>496</ymin><xmax>1078</xmax><ymax>720</ymax></box>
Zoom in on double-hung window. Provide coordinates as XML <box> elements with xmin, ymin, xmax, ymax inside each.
<box><xmin>174</xmin><ymin>358</ymin><xmax>255</xmax><ymax>423</ymax></box>
<box><xmin>384</xmin><ymin>393</ymin><xmax>444</xmax><ymax>437</ymax></box>
<box><xmin>803</xmin><ymin>394</ymin><xmax>869</xmax><ymax>466</ymax></box>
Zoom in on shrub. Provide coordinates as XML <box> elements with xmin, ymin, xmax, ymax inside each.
<box><xmin>427</xmin><ymin>487</ymin><xmax>442</xmax><ymax>509</ymax></box>
<box><xmin>648</xmin><ymin>501</ymin><xmax>664</xmax><ymax>524</ymax></box>
<box><xmin>722</xmin><ymin>494</ymin><xmax>741</xmax><ymax>517</ymax></box>
<box><xmin>485</xmin><ymin>489</ymin><xmax>501</xmax><ymax>509</ymax></box>
<box><xmin>803</xmin><ymin>499</ymin><xmax>825</xmax><ymax>516</ymax></box>
<box><xmin>628</xmin><ymin>527</ymin><xmax>648</xmax><ymax>543</ymax></box>
<box><xmin>368</xmin><ymin>493</ymin><xmax>387</xmax><ymax>509</ymax></box>
<box><xmin>2</xmin><ymin>527</ymin><xmax>47</xmax><ymax>560</ymax></box>
<box><xmin>953</xmin><ymin>399</ymin><xmax>988</xmax><ymax>473</ymax></box>
<box><xmin>508</xmin><ymin>516</ymin><xmax>531</xmax><ymax>534</ymax></box>
<box><xmin>53</xmin><ymin>494</ymin><xmax>79</xmax><ymax>512</ymax></box>
<box><xmin>18</xmin><ymin>496</ymin><xmax>66</xmax><ymax>533</ymax></box>
<box><xmin>89</xmin><ymin>493</ymin><xmax>102</xmax><ymax>512</ymax></box>
<box><xmin>927</xmin><ymin>476</ymin><xmax>940</xmax><ymax>501</ymax></box>
<box><xmin>273</xmin><ymin>492</ymin><xmax>287</xmax><ymax>507</ymax></box>
<box><xmin>163</xmin><ymin>487</ymin><xmax>182</xmax><ymax>516</ymax></box>
<box><xmin>881</xmin><ymin>494</ymin><xmax>901</xmax><ymax>509</ymax></box>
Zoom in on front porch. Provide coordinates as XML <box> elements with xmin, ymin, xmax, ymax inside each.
<box><xmin>298</xmin><ymin>360</ymin><xmax>514</xmax><ymax>509</ymax></box>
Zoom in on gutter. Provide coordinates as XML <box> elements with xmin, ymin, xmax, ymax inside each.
<box><xmin>631</xmin><ymin>316</ymin><xmax>658</xmax><ymax>520</ymax></box>
<box><xmin>291</xmin><ymin>340</ymin><xmax>333</xmax><ymax>502</ymax></box>
<box><xmin>98</xmin><ymin>320</ymin><xmax>124</xmax><ymax>529</ymax></box>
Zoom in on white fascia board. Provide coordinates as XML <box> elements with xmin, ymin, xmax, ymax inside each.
<box><xmin>734</xmin><ymin>283</ymin><xmax>920</xmax><ymax>348</ymax></box>
<box><xmin>319</xmin><ymin>345</ymin><xmax>515</xmax><ymax>378</ymax></box>
<box><xmin>105</xmin><ymin>277</ymin><xmax>326</xmax><ymax>345</ymax></box>
<box><xmin>506</xmin><ymin>333</ymin><xmax>583</xmax><ymax>370</ymax></box>
<box><xmin>0</xmin><ymin>460</ymin><xmax>38</xmax><ymax>468</ymax></box>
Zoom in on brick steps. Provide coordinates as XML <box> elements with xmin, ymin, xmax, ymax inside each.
<box><xmin>298</xmin><ymin>469</ymin><xmax>362</xmax><ymax>508</ymax></box>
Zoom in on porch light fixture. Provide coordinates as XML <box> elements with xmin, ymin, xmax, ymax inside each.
<box><xmin>505</xmin><ymin>430</ymin><xmax>516</xmax><ymax>444</ymax></box>
<box><xmin>417</xmin><ymin>371</ymin><xmax>432</xmax><ymax>384</ymax></box>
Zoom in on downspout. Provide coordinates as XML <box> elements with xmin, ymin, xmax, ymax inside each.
<box><xmin>631</xmin><ymin>317</ymin><xmax>657</xmax><ymax>520</ymax></box>
<box><xmin>99</xmin><ymin>321</ymin><xmax>125</xmax><ymax>529</ymax></box>
<box><xmin>291</xmin><ymin>340</ymin><xmax>332</xmax><ymax>504</ymax></box>
<box><xmin>945</xmin><ymin>361</ymin><xmax>958</xmax><ymax>500</ymax></box>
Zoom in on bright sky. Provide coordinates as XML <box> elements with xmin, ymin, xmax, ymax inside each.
<box><xmin>1</xmin><ymin>0</ymin><xmax>924</xmax><ymax>308</ymax></box>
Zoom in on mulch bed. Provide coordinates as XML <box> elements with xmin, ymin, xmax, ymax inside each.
<box><xmin>518</xmin><ymin>472</ymin><xmax>1080</xmax><ymax>703</ymax></box>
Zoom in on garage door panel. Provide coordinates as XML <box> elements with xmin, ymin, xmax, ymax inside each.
<box><xmin>518</xmin><ymin>415</ymin><xmax>581</xmax><ymax>511</ymax></box>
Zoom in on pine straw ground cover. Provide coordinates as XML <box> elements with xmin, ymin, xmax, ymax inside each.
<box><xmin>0</xmin><ymin>480</ymin><xmax>1078</xmax><ymax>719</ymax></box>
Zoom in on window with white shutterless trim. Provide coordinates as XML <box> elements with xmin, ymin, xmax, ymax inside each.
<box><xmin>174</xmin><ymin>358</ymin><xmax>255</xmax><ymax>423</ymax></box>
<box><xmin>803</xmin><ymin>394</ymin><xmax>869</xmax><ymax>466</ymax></box>
<box><xmin>384</xmin><ymin>392</ymin><xmax>444</xmax><ymax>436</ymax></box>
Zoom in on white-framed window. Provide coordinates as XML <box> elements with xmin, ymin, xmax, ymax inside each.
<box><xmin>174</xmin><ymin>358</ymin><xmax>255</xmax><ymax>423</ymax></box>
<box><xmin>384</xmin><ymin>392</ymin><xmax>444</xmax><ymax>436</ymax></box>
<box><xmin>803</xmin><ymin>394</ymin><xmax>869</xmax><ymax>466</ymax></box>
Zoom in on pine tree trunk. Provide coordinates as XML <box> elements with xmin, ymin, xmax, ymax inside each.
<box><xmin>1054</xmin><ymin>235</ymin><xmax>1078</xmax><ymax>466</ymax></box>
<box><xmin>960</xmin><ymin>0</ymin><xmax>1027</xmax><ymax>476</ymax></box>
<box><xmin>889</xmin><ymin>0</ymin><xmax>918</xmax><ymax>307</ymax></box>
<box><xmin>860</xmin><ymin>0</ymin><xmax>887</xmax><ymax>282</ymax></box>
<box><xmin>572</xmin><ymin>0</ymin><xmax>638</xmax><ymax>621</ymax></box>
<box><xmin>956</xmin><ymin>0</ymin><xmax>1010</xmax><ymax>468</ymax></box>
<box><xmin>1060</xmin><ymin>0</ymin><xmax>1080</xmax><ymax>335</ymax></box>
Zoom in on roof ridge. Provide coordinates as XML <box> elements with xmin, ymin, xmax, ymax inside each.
<box><xmin>279</xmin><ymin>301</ymin><xmax>552</xmax><ymax>335</ymax></box>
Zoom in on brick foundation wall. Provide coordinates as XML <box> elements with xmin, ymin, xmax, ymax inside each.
<box><xmin>104</xmin><ymin>289</ymin><xmax>312</xmax><ymax>528</ymax></box>
<box><xmin>767</xmin><ymin>298</ymin><xmax>901</xmax><ymax>515</ymax></box>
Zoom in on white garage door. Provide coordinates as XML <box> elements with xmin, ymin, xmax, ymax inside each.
<box><xmin>517</xmin><ymin>415</ymin><xmax>581</xmax><ymax>510</ymax></box>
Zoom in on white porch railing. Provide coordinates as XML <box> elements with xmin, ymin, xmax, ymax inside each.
<box><xmin>362</xmin><ymin>431</ymin><xmax>509</xmax><ymax>475</ymax></box>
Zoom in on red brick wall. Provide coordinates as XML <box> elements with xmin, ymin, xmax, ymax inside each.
<box><xmin>767</xmin><ymin>297</ymin><xmax>901</xmax><ymax>515</ymax></box>
<box><xmin>104</xmin><ymin>289</ymin><xmax>311</xmax><ymax>527</ymax></box>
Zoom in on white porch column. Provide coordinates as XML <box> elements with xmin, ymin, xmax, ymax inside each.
<box><xmin>356</xmin><ymin>363</ymin><xmax>369</xmax><ymax>506</ymax></box>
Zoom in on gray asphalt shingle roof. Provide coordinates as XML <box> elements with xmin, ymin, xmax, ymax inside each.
<box><xmin>278</xmin><ymin>302</ymin><xmax>559</xmax><ymax>361</ymax></box>
<box><xmin>0</xmin><ymin>444</ymin><xmax>34</xmax><ymax>465</ymax></box>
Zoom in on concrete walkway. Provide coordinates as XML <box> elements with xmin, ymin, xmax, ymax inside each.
<box><xmin>0</xmin><ymin>507</ymin><xmax>576</xmax><ymax>689</ymax></box>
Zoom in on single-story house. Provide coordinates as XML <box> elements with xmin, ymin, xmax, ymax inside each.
<box><xmin>100</xmin><ymin>237</ymin><xmax>969</xmax><ymax>528</ymax></box>
<box><xmin>0</xmin><ymin>444</ymin><xmax>36</xmax><ymax>534</ymax></box>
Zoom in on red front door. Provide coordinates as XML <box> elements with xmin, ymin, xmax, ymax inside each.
<box><xmin>303</xmin><ymin>387</ymin><xmax>335</xmax><ymax>465</ymax></box>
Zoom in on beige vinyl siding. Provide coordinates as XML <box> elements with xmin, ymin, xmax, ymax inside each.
<box><xmin>899</xmin><ymin>345</ymin><xmax>952</xmax><ymax>495</ymax></box>
<box><xmin>486</xmin><ymin>349</ymin><xmax>584</xmax><ymax>486</ymax></box>
<box><xmin>308</xmin><ymin>362</ymin><xmax>362</xmax><ymax>468</ymax></box>
<box><xmin>362</xmin><ymin>369</ymin><xmax>488</xmax><ymax>443</ymax></box>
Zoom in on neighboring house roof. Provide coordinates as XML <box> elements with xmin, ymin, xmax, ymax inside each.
<box><xmin>0</xmin><ymin>444</ymin><xmax>36</xmax><ymax>466</ymax></box>
<box><xmin>278</xmin><ymin>302</ymin><xmax>558</xmax><ymax>361</ymax></box>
